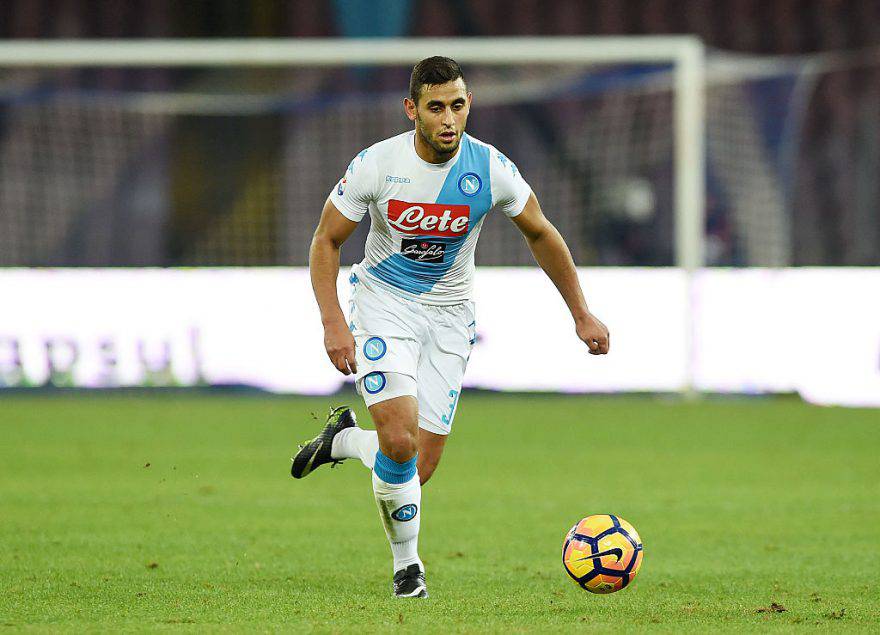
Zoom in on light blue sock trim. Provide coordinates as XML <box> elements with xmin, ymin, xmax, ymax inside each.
<box><xmin>373</xmin><ymin>450</ymin><xmax>418</xmax><ymax>484</ymax></box>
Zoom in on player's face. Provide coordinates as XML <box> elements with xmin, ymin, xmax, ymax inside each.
<box><xmin>406</xmin><ymin>78</ymin><xmax>472</xmax><ymax>161</ymax></box>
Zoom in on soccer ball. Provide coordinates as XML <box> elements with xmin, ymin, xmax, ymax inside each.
<box><xmin>562</xmin><ymin>514</ymin><xmax>643</xmax><ymax>593</ymax></box>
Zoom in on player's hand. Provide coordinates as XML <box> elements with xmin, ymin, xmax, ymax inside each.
<box><xmin>323</xmin><ymin>321</ymin><xmax>358</xmax><ymax>375</ymax></box>
<box><xmin>575</xmin><ymin>312</ymin><xmax>610</xmax><ymax>355</ymax></box>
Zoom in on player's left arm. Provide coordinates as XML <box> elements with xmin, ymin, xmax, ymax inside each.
<box><xmin>510</xmin><ymin>193</ymin><xmax>610</xmax><ymax>355</ymax></box>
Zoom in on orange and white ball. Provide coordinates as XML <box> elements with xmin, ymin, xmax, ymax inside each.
<box><xmin>562</xmin><ymin>514</ymin><xmax>643</xmax><ymax>593</ymax></box>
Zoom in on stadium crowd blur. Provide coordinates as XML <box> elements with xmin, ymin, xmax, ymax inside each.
<box><xmin>1</xmin><ymin>0</ymin><xmax>878</xmax><ymax>267</ymax></box>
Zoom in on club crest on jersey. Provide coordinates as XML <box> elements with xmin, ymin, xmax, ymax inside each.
<box><xmin>458</xmin><ymin>172</ymin><xmax>482</xmax><ymax>197</ymax></box>
<box><xmin>387</xmin><ymin>199</ymin><xmax>470</xmax><ymax>237</ymax></box>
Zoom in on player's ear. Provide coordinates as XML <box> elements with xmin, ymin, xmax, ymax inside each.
<box><xmin>404</xmin><ymin>97</ymin><xmax>417</xmax><ymax>122</ymax></box>
<box><xmin>466</xmin><ymin>91</ymin><xmax>473</xmax><ymax>107</ymax></box>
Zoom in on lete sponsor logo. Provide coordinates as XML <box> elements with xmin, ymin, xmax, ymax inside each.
<box><xmin>387</xmin><ymin>199</ymin><xmax>470</xmax><ymax>236</ymax></box>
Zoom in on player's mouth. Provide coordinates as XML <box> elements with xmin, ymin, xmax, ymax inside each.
<box><xmin>438</xmin><ymin>130</ymin><xmax>457</xmax><ymax>143</ymax></box>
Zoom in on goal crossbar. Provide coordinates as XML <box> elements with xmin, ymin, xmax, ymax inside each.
<box><xmin>1</xmin><ymin>36</ymin><xmax>702</xmax><ymax>68</ymax></box>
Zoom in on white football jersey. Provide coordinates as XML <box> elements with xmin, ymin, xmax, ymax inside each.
<box><xmin>329</xmin><ymin>130</ymin><xmax>532</xmax><ymax>305</ymax></box>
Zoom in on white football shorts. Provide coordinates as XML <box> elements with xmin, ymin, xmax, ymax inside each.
<box><xmin>348</xmin><ymin>264</ymin><xmax>475</xmax><ymax>436</ymax></box>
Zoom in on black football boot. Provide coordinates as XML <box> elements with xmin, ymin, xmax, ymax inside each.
<box><xmin>290</xmin><ymin>406</ymin><xmax>357</xmax><ymax>479</ymax></box>
<box><xmin>393</xmin><ymin>564</ymin><xmax>428</xmax><ymax>598</ymax></box>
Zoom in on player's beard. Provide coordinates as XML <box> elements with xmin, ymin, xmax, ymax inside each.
<box><xmin>416</xmin><ymin>116</ymin><xmax>461</xmax><ymax>161</ymax></box>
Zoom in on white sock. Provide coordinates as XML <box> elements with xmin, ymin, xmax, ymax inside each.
<box><xmin>372</xmin><ymin>470</ymin><xmax>422</xmax><ymax>573</ymax></box>
<box><xmin>330</xmin><ymin>427</ymin><xmax>379</xmax><ymax>469</ymax></box>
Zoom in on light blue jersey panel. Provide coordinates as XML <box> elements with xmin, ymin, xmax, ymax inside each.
<box><xmin>367</xmin><ymin>136</ymin><xmax>492</xmax><ymax>295</ymax></box>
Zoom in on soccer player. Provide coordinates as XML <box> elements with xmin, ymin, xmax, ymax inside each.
<box><xmin>292</xmin><ymin>56</ymin><xmax>609</xmax><ymax>598</ymax></box>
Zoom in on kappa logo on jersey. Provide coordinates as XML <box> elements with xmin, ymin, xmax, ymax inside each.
<box><xmin>401</xmin><ymin>238</ymin><xmax>446</xmax><ymax>262</ymax></box>
<box><xmin>496</xmin><ymin>152</ymin><xmax>519</xmax><ymax>177</ymax></box>
<box><xmin>385</xmin><ymin>175</ymin><xmax>411</xmax><ymax>183</ymax></box>
<box><xmin>387</xmin><ymin>199</ymin><xmax>470</xmax><ymax>237</ymax></box>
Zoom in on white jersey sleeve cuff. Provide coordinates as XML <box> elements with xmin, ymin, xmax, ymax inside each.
<box><xmin>503</xmin><ymin>185</ymin><xmax>533</xmax><ymax>218</ymax></box>
<box><xmin>329</xmin><ymin>192</ymin><xmax>367</xmax><ymax>222</ymax></box>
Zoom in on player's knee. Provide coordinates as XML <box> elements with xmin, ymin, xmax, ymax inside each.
<box><xmin>370</xmin><ymin>395</ymin><xmax>418</xmax><ymax>461</ymax></box>
<box><xmin>380</xmin><ymin>428</ymin><xmax>418</xmax><ymax>462</ymax></box>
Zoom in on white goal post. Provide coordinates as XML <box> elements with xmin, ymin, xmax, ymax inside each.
<box><xmin>0</xmin><ymin>36</ymin><xmax>706</xmax><ymax>392</ymax></box>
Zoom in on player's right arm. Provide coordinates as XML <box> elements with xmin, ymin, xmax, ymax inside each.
<box><xmin>309</xmin><ymin>199</ymin><xmax>360</xmax><ymax>375</ymax></box>
<box><xmin>312</xmin><ymin>147</ymin><xmax>376</xmax><ymax>375</ymax></box>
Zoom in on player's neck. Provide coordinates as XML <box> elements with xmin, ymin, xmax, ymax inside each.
<box><xmin>413</xmin><ymin>129</ymin><xmax>457</xmax><ymax>165</ymax></box>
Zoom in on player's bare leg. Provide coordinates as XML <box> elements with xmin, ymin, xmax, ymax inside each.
<box><xmin>371</xmin><ymin>394</ymin><xmax>418</xmax><ymax>461</ymax></box>
<box><xmin>417</xmin><ymin>428</ymin><xmax>447</xmax><ymax>485</ymax></box>
<box><xmin>369</xmin><ymin>394</ymin><xmax>427</xmax><ymax>598</ymax></box>
<box><xmin>300</xmin><ymin>411</ymin><xmax>449</xmax><ymax>486</ymax></box>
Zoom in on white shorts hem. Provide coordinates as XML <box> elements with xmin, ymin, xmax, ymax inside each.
<box><xmin>417</xmin><ymin>413</ymin><xmax>450</xmax><ymax>436</ymax></box>
<box><xmin>357</xmin><ymin>372</ymin><xmax>417</xmax><ymax>408</ymax></box>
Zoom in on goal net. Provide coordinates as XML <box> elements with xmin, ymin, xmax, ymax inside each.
<box><xmin>0</xmin><ymin>38</ymin><xmax>704</xmax><ymax>270</ymax></box>
<box><xmin>5</xmin><ymin>37</ymin><xmax>876</xmax><ymax>271</ymax></box>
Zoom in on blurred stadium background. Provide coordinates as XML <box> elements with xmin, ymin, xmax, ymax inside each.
<box><xmin>3</xmin><ymin>0</ymin><xmax>880</xmax><ymax>268</ymax></box>
<box><xmin>1</xmin><ymin>0</ymin><xmax>878</xmax><ymax>404</ymax></box>
<box><xmin>2</xmin><ymin>1</ymin><xmax>879</xmax><ymax>631</ymax></box>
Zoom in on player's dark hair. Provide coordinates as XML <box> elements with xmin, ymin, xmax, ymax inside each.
<box><xmin>409</xmin><ymin>56</ymin><xmax>465</xmax><ymax>104</ymax></box>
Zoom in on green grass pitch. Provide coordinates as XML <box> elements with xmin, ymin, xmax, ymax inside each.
<box><xmin>1</xmin><ymin>393</ymin><xmax>878</xmax><ymax>632</ymax></box>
